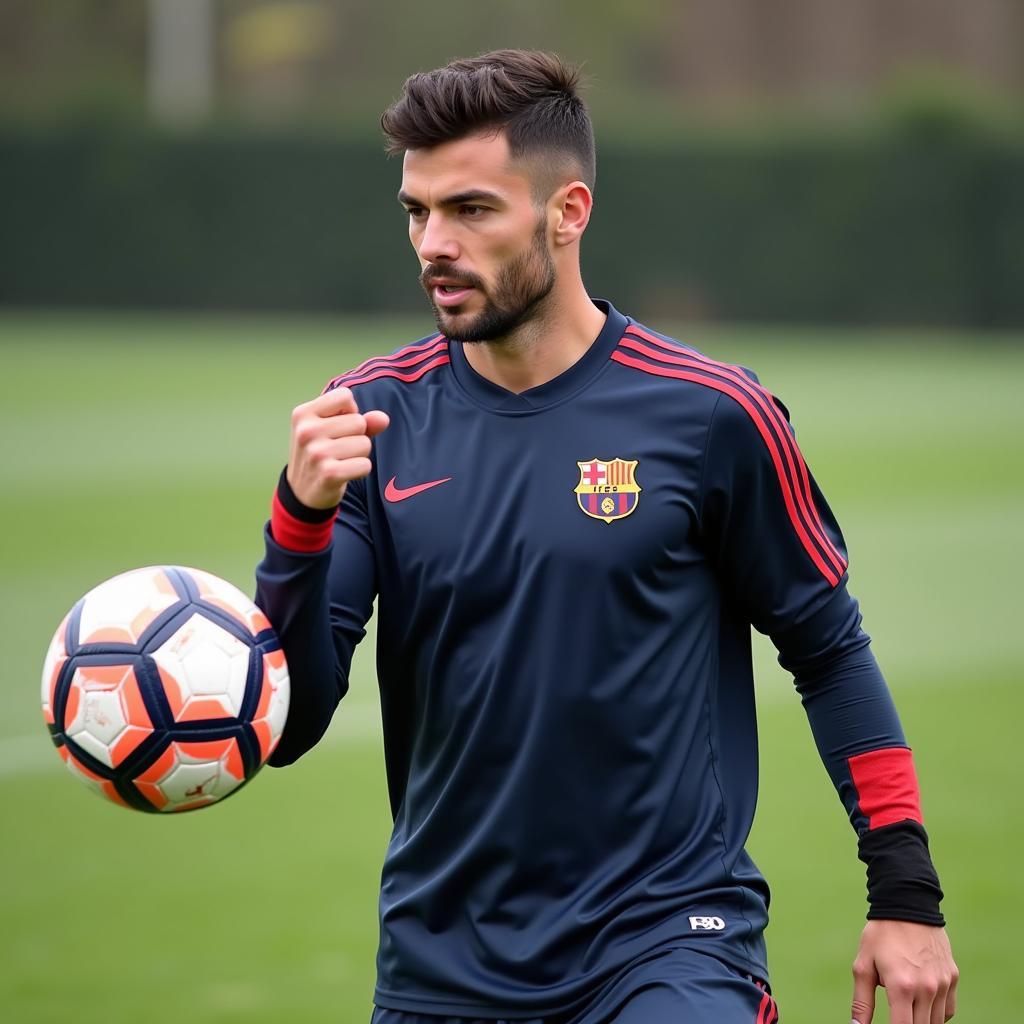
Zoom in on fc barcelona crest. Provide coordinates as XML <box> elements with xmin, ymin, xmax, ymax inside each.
<box><xmin>574</xmin><ymin>458</ymin><xmax>641</xmax><ymax>524</ymax></box>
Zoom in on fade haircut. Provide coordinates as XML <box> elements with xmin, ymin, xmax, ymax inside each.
<box><xmin>380</xmin><ymin>49</ymin><xmax>596</xmax><ymax>201</ymax></box>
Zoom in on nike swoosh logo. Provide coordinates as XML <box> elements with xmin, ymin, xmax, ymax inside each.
<box><xmin>384</xmin><ymin>475</ymin><xmax>453</xmax><ymax>502</ymax></box>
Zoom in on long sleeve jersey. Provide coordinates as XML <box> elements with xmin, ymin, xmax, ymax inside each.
<box><xmin>255</xmin><ymin>300</ymin><xmax>942</xmax><ymax>1018</ymax></box>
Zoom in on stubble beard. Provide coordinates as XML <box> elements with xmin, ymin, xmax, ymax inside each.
<box><xmin>421</xmin><ymin>219</ymin><xmax>556</xmax><ymax>344</ymax></box>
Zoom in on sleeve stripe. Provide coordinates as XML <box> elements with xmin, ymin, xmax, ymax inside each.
<box><xmin>623</xmin><ymin>326</ymin><xmax>848</xmax><ymax>579</ymax></box>
<box><xmin>333</xmin><ymin>353</ymin><xmax>451</xmax><ymax>390</ymax></box>
<box><xmin>270</xmin><ymin>491</ymin><xmax>335</xmax><ymax>553</ymax></box>
<box><xmin>322</xmin><ymin>335</ymin><xmax>445</xmax><ymax>393</ymax></box>
<box><xmin>848</xmin><ymin>746</ymin><xmax>924</xmax><ymax>830</ymax></box>
<box><xmin>612</xmin><ymin>344</ymin><xmax>844</xmax><ymax>587</ymax></box>
<box><xmin>611</xmin><ymin>348</ymin><xmax>840</xmax><ymax>586</ymax></box>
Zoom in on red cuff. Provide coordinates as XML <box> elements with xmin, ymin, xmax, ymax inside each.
<box><xmin>270</xmin><ymin>490</ymin><xmax>335</xmax><ymax>552</ymax></box>
<box><xmin>849</xmin><ymin>746</ymin><xmax>924</xmax><ymax>830</ymax></box>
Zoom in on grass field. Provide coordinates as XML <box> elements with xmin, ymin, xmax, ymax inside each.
<box><xmin>1</xmin><ymin>312</ymin><xmax>1021</xmax><ymax>1023</ymax></box>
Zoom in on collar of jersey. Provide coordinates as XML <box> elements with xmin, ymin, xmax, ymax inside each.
<box><xmin>446</xmin><ymin>298</ymin><xmax>628</xmax><ymax>414</ymax></box>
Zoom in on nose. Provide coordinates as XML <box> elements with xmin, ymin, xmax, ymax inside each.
<box><xmin>416</xmin><ymin>213</ymin><xmax>460</xmax><ymax>265</ymax></box>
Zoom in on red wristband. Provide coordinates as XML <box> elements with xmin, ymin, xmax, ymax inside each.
<box><xmin>849</xmin><ymin>746</ymin><xmax>923</xmax><ymax>830</ymax></box>
<box><xmin>270</xmin><ymin>490</ymin><xmax>335</xmax><ymax>552</ymax></box>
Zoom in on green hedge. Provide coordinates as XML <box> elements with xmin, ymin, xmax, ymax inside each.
<box><xmin>1</xmin><ymin>124</ymin><xmax>1021</xmax><ymax>325</ymax></box>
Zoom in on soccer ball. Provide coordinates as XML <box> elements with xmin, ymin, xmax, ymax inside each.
<box><xmin>41</xmin><ymin>566</ymin><xmax>289</xmax><ymax>813</ymax></box>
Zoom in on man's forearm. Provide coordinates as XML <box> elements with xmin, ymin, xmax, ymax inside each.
<box><xmin>787</xmin><ymin>630</ymin><xmax>944</xmax><ymax>923</ymax></box>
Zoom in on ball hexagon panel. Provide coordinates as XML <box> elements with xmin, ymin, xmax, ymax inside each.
<box><xmin>133</xmin><ymin>738</ymin><xmax>246</xmax><ymax>812</ymax></box>
<box><xmin>253</xmin><ymin>647</ymin><xmax>291</xmax><ymax>761</ymax></box>
<box><xmin>64</xmin><ymin>663</ymin><xmax>154</xmax><ymax>768</ymax></box>
<box><xmin>77</xmin><ymin>567</ymin><xmax>180</xmax><ymax>645</ymax></box>
<box><xmin>151</xmin><ymin>613</ymin><xmax>250</xmax><ymax>723</ymax></box>
<box><xmin>59</xmin><ymin>746</ymin><xmax>129</xmax><ymax>808</ymax></box>
<box><xmin>189</xmin><ymin>568</ymin><xmax>271</xmax><ymax>638</ymax></box>
<box><xmin>41</xmin><ymin>613</ymin><xmax>69</xmax><ymax>726</ymax></box>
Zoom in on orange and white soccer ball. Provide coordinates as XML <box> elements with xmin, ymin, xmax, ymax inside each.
<box><xmin>41</xmin><ymin>566</ymin><xmax>289</xmax><ymax>812</ymax></box>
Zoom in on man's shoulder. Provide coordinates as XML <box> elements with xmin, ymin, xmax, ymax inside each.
<box><xmin>613</xmin><ymin>316</ymin><xmax>763</xmax><ymax>398</ymax></box>
<box><xmin>619</xmin><ymin>318</ymin><xmax>798</xmax><ymax>455</ymax></box>
<box><xmin>321</xmin><ymin>331</ymin><xmax>449</xmax><ymax>397</ymax></box>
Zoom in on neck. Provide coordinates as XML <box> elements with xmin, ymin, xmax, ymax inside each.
<box><xmin>460</xmin><ymin>281</ymin><xmax>607</xmax><ymax>395</ymax></box>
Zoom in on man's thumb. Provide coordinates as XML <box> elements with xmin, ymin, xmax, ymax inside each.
<box><xmin>363</xmin><ymin>409</ymin><xmax>390</xmax><ymax>437</ymax></box>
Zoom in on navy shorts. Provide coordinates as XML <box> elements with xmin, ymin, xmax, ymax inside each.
<box><xmin>371</xmin><ymin>945</ymin><xmax>779</xmax><ymax>1024</ymax></box>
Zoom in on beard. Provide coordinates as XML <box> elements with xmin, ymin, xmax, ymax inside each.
<box><xmin>419</xmin><ymin>219</ymin><xmax>556</xmax><ymax>343</ymax></box>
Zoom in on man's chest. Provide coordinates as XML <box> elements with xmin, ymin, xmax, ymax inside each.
<box><xmin>368</xmin><ymin>394</ymin><xmax>710</xmax><ymax>600</ymax></box>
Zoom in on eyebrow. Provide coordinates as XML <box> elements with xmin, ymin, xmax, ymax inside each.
<box><xmin>397</xmin><ymin>189</ymin><xmax>506</xmax><ymax>209</ymax></box>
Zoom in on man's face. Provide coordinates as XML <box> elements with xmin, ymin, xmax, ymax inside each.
<box><xmin>399</xmin><ymin>132</ymin><xmax>556</xmax><ymax>342</ymax></box>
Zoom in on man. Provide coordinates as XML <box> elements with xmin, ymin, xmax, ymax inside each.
<box><xmin>256</xmin><ymin>50</ymin><xmax>958</xmax><ymax>1024</ymax></box>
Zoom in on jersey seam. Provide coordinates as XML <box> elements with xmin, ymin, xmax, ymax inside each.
<box><xmin>700</xmin><ymin>628</ymin><xmax>755</xmax><ymax>952</ymax></box>
<box><xmin>696</xmin><ymin>391</ymin><xmax>725</xmax><ymax>541</ymax></box>
<box><xmin>699</xmin><ymin>390</ymin><xmax>758</xmax><ymax>954</ymax></box>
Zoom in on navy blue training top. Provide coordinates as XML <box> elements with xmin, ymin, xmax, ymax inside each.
<box><xmin>255</xmin><ymin>300</ymin><xmax>915</xmax><ymax>1017</ymax></box>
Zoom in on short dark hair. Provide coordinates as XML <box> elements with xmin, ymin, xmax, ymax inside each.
<box><xmin>381</xmin><ymin>49</ymin><xmax>596</xmax><ymax>195</ymax></box>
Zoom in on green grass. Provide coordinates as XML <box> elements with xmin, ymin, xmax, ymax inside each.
<box><xmin>1</xmin><ymin>312</ymin><xmax>1021</xmax><ymax>1023</ymax></box>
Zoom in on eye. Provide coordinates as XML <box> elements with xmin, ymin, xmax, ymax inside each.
<box><xmin>460</xmin><ymin>205</ymin><xmax>487</xmax><ymax>217</ymax></box>
<box><xmin>404</xmin><ymin>206</ymin><xmax>426</xmax><ymax>220</ymax></box>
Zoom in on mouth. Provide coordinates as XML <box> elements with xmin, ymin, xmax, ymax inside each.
<box><xmin>432</xmin><ymin>283</ymin><xmax>476</xmax><ymax>308</ymax></box>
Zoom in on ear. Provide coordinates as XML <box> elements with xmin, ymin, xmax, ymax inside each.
<box><xmin>550</xmin><ymin>181</ymin><xmax>593</xmax><ymax>247</ymax></box>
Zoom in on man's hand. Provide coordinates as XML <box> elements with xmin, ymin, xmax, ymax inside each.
<box><xmin>287</xmin><ymin>387</ymin><xmax>390</xmax><ymax>509</ymax></box>
<box><xmin>851</xmin><ymin>920</ymin><xmax>958</xmax><ymax>1024</ymax></box>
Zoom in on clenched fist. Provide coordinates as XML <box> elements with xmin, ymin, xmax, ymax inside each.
<box><xmin>287</xmin><ymin>386</ymin><xmax>390</xmax><ymax>509</ymax></box>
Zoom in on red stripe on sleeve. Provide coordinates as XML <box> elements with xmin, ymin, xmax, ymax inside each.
<box><xmin>611</xmin><ymin>349</ymin><xmax>842</xmax><ymax>586</ymax></box>
<box><xmin>270</xmin><ymin>491</ymin><xmax>335</xmax><ymax>553</ymax></box>
<box><xmin>338</xmin><ymin>353</ymin><xmax>451</xmax><ymax>390</ymax></box>
<box><xmin>848</xmin><ymin>746</ymin><xmax>924</xmax><ymax>830</ymax></box>
<box><xmin>622</xmin><ymin>328</ymin><xmax>848</xmax><ymax>579</ymax></box>
<box><xmin>323</xmin><ymin>336</ymin><xmax>444</xmax><ymax>393</ymax></box>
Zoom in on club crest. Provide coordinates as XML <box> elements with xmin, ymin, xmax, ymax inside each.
<box><xmin>574</xmin><ymin>458</ymin><xmax>641</xmax><ymax>523</ymax></box>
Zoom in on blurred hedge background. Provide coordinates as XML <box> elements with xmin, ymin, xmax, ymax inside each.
<box><xmin>1</xmin><ymin>0</ymin><xmax>1022</xmax><ymax>326</ymax></box>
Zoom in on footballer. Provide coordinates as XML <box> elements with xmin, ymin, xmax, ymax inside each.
<box><xmin>256</xmin><ymin>50</ymin><xmax>958</xmax><ymax>1023</ymax></box>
